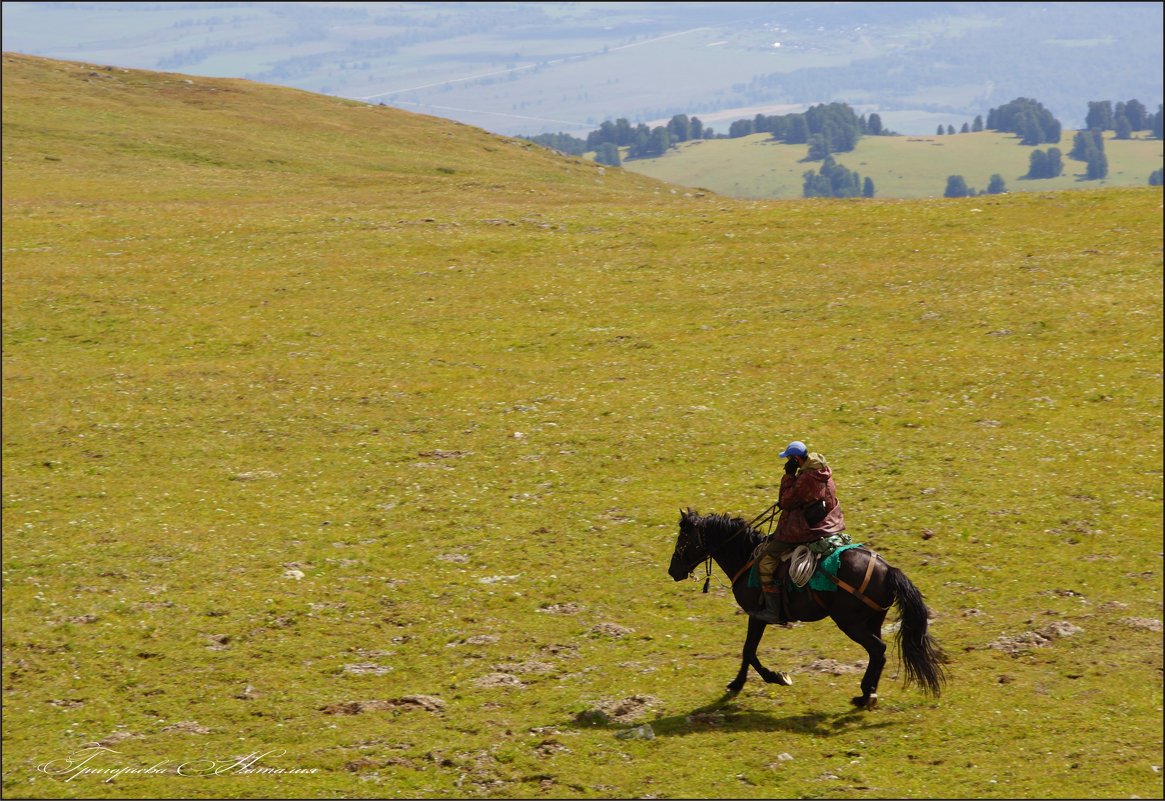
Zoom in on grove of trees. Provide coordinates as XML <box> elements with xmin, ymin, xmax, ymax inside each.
<box><xmin>523</xmin><ymin>96</ymin><xmax>1163</xmax><ymax>196</ymax></box>
<box><xmin>986</xmin><ymin>98</ymin><xmax>1062</xmax><ymax>145</ymax></box>
<box><xmin>801</xmin><ymin>155</ymin><xmax>874</xmax><ymax>198</ymax></box>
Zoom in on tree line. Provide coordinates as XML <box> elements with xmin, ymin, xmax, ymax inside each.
<box><xmin>943</xmin><ymin>97</ymin><xmax>1163</xmax><ymax>195</ymax></box>
<box><xmin>524</xmin><ymin>96</ymin><xmax>1164</xmax><ymax>199</ymax></box>
<box><xmin>523</xmin><ymin>102</ymin><xmax>890</xmax><ymax>167</ymax></box>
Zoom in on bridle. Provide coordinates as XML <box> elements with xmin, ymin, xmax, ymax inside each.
<box><xmin>678</xmin><ymin>513</ymin><xmax>756</xmax><ymax>593</ymax></box>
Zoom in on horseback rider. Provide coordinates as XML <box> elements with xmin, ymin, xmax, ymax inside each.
<box><xmin>755</xmin><ymin>440</ymin><xmax>847</xmax><ymax>624</ymax></box>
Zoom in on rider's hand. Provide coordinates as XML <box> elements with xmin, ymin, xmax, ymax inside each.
<box><xmin>784</xmin><ymin>458</ymin><xmax>799</xmax><ymax>476</ymax></box>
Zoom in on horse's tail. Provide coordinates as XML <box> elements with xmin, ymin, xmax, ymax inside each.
<box><xmin>886</xmin><ymin>566</ymin><xmax>948</xmax><ymax>697</ymax></box>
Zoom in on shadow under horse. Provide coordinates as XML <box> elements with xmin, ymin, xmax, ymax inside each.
<box><xmin>668</xmin><ymin>509</ymin><xmax>947</xmax><ymax>708</ymax></box>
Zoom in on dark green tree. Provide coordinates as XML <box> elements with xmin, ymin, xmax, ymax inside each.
<box><xmin>588</xmin><ymin>120</ymin><xmax>617</xmax><ymax>150</ymax></box>
<box><xmin>1086</xmin><ymin>150</ymin><xmax>1108</xmax><ymax>180</ymax></box>
<box><xmin>1070</xmin><ymin>129</ymin><xmax>1105</xmax><ymax>161</ymax></box>
<box><xmin>625</xmin><ymin>124</ymin><xmax>670</xmax><ymax>159</ymax></box>
<box><xmin>972</xmin><ymin>115</ymin><xmax>984</xmax><ymax>132</ymax></box>
<box><xmin>1085</xmin><ymin>101</ymin><xmax>1113</xmax><ymax>131</ymax></box>
<box><xmin>1123</xmin><ymin>99</ymin><xmax>1148</xmax><ymax>131</ymax></box>
<box><xmin>525</xmin><ymin>132</ymin><xmax>587</xmax><ymax>155</ymax></box>
<box><xmin>786</xmin><ymin>115</ymin><xmax>810</xmax><ymax>145</ymax></box>
<box><xmin>937</xmin><ymin>125</ymin><xmax>945</xmax><ymax>135</ymax></box>
<box><xmin>944</xmin><ymin>175</ymin><xmax>970</xmax><ymax>198</ymax></box>
<box><xmin>649</xmin><ymin>126</ymin><xmax>671</xmax><ymax>156</ymax></box>
<box><xmin>1026</xmin><ymin>149</ymin><xmax>1049</xmax><ymax>179</ymax></box>
<box><xmin>594</xmin><ymin>142</ymin><xmax>621</xmax><ymax>167</ymax></box>
<box><xmin>802</xmin><ymin>156</ymin><xmax>862</xmax><ymax>198</ymax></box>
<box><xmin>1046</xmin><ymin>147</ymin><xmax>1064</xmax><ymax>177</ymax></box>
<box><xmin>806</xmin><ymin>133</ymin><xmax>830</xmax><ymax>161</ymax></box>
<box><xmin>863</xmin><ymin>176</ymin><xmax>875</xmax><ymax>197</ymax></box>
<box><xmin>1019</xmin><ymin>111</ymin><xmax>1047</xmax><ymax>145</ymax></box>
<box><xmin>1114</xmin><ymin>114</ymin><xmax>1132</xmax><ymax>140</ymax></box>
<box><xmin>667</xmin><ymin>114</ymin><xmax>691</xmax><ymax>142</ymax></box>
<box><xmin>987</xmin><ymin>174</ymin><xmax>1007</xmax><ymax>194</ymax></box>
<box><xmin>614</xmin><ymin>118</ymin><xmax>635</xmax><ymax>146</ymax></box>
<box><xmin>1149</xmin><ymin>168</ymin><xmax>1163</xmax><ymax>186</ymax></box>
<box><xmin>728</xmin><ymin>118</ymin><xmax>754</xmax><ymax>138</ymax></box>
<box><xmin>988</xmin><ymin>98</ymin><xmax>1061</xmax><ymax>144</ymax></box>
<box><xmin>867</xmin><ymin>113</ymin><xmax>883</xmax><ymax>136</ymax></box>
<box><xmin>802</xmin><ymin>169</ymin><xmax>832</xmax><ymax>198</ymax></box>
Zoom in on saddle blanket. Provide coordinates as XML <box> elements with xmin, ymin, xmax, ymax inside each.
<box><xmin>747</xmin><ymin>541</ymin><xmax>865</xmax><ymax>592</ymax></box>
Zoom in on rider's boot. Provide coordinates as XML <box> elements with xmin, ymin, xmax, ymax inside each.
<box><xmin>754</xmin><ymin>585</ymin><xmax>787</xmax><ymax>625</ymax></box>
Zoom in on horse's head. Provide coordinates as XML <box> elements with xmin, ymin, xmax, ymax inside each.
<box><xmin>668</xmin><ymin>508</ymin><xmax>708</xmax><ymax>581</ymax></box>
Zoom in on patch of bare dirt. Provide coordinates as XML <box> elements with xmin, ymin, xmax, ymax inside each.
<box><xmin>802</xmin><ymin>658</ymin><xmax>865</xmax><ymax>675</ymax></box>
<box><xmin>1120</xmin><ymin>617</ymin><xmax>1162</xmax><ymax>632</ymax></box>
<box><xmin>575</xmin><ymin>694</ymin><xmax>661</xmax><ymax>724</ymax></box>
<box><xmin>988</xmin><ymin>621</ymin><xmax>1083</xmax><ymax>655</ymax></box>
<box><xmin>162</xmin><ymin>721</ymin><xmax>210</xmax><ymax>734</ymax></box>
<box><xmin>589</xmin><ymin>622</ymin><xmax>634</xmax><ymax>638</ymax></box>
<box><xmin>472</xmin><ymin>672</ymin><xmax>526</xmax><ymax>689</ymax></box>
<box><xmin>321</xmin><ymin>695</ymin><xmax>446</xmax><ymax>715</ymax></box>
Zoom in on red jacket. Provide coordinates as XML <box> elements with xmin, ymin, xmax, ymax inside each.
<box><xmin>774</xmin><ymin>454</ymin><xmax>846</xmax><ymax>543</ymax></box>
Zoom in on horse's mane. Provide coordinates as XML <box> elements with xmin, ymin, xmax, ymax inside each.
<box><xmin>687</xmin><ymin>509</ymin><xmax>763</xmax><ymax>543</ymax></box>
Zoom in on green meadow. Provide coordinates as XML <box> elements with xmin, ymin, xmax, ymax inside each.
<box><xmin>2</xmin><ymin>53</ymin><xmax>1162</xmax><ymax>799</ymax></box>
<box><xmin>620</xmin><ymin>129</ymin><xmax>1165</xmax><ymax>200</ymax></box>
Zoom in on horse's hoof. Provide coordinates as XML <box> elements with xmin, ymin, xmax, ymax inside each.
<box><xmin>850</xmin><ymin>693</ymin><xmax>877</xmax><ymax>709</ymax></box>
<box><xmin>726</xmin><ymin>682</ymin><xmax>744</xmax><ymax>695</ymax></box>
<box><xmin>772</xmin><ymin>671</ymin><xmax>793</xmax><ymax>686</ymax></box>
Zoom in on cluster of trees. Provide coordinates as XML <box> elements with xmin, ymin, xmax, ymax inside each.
<box><xmin>936</xmin><ymin>117</ymin><xmax>984</xmax><ymax>135</ymax></box>
<box><xmin>524</xmin><ymin>102</ymin><xmax>885</xmax><ymax>165</ymax></box>
<box><xmin>1085</xmin><ymin>100</ymin><xmax>1160</xmax><ymax>139</ymax></box>
<box><xmin>801</xmin><ymin>156</ymin><xmax>875</xmax><ymax>198</ymax></box>
<box><xmin>1069</xmin><ymin>129</ymin><xmax>1109</xmax><ymax>179</ymax></box>
<box><xmin>943</xmin><ymin>97</ymin><xmax>1162</xmax><ymax>195</ymax></box>
<box><xmin>729</xmin><ymin>103</ymin><xmax>886</xmax><ymax>159</ymax></box>
<box><xmin>986</xmin><ymin>98</ymin><xmax>1063</xmax><ymax>145</ymax></box>
<box><xmin>524</xmin><ymin>115</ymin><xmax>717</xmax><ymax>166</ymax></box>
<box><xmin>1025</xmin><ymin>147</ymin><xmax>1064</xmax><ymax>179</ymax></box>
<box><xmin>944</xmin><ymin>174</ymin><xmax>1007</xmax><ymax>198</ymax></box>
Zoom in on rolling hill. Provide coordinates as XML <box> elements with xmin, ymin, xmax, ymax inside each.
<box><xmin>2</xmin><ymin>53</ymin><xmax>1162</xmax><ymax>799</ymax></box>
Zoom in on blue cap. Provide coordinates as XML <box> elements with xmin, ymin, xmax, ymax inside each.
<box><xmin>779</xmin><ymin>440</ymin><xmax>807</xmax><ymax>459</ymax></box>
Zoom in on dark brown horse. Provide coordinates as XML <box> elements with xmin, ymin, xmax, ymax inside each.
<box><xmin>668</xmin><ymin>509</ymin><xmax>947</xmax><ymax>708</ymax></box>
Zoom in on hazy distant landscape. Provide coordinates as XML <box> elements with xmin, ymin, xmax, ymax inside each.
<box><xmin>3</xmin><ymin>2</ymin><xmax>1162</xmax><ymax>137</ymax></box>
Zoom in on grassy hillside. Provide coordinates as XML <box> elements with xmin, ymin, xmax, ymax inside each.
<box><xmin>3</xmin><ymin>53</ymin><xmax>1163</xmax><ymax>800</ymax></box>
<box><xmin>619</xmin><ymin>129</ymin><xmax>1164</xmax><ymax>200</ymax></box>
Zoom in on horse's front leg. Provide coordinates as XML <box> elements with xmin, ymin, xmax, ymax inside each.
<box><xmin>728</xmin><ymin>616</ymin><xmax>792</xmax><ymax>694</ymax></box>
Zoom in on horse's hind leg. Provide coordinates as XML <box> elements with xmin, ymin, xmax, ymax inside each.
<box><xmin>835</xmin><ymin>614</ymin><xmax>887</xmax><ymax>709</ymax></box>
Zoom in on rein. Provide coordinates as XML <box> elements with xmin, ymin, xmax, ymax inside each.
<box><xmin>687</xmin><ymin>515</ymin><xmax>760</xmax><ymax>592</ymax></box>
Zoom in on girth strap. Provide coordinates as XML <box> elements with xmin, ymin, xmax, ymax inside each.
<box><xmin>822</xmin><ymin>550</ymin><xmax>890</xmax><ymax>612</ymax></box>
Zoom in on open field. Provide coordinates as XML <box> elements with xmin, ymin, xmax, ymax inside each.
<box><xmin>2</xmin><ymin>53</ymin><xmax>1163</xmax><ymax>799</ymax></box>
<box><xmin>619</xmin><ymin>129</ymin><xmax>1165</xmax><ymax>200</ymax></box>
